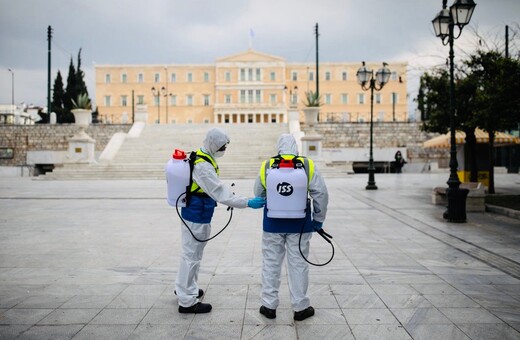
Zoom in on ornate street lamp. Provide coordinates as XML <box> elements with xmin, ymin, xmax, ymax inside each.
<box><xmin>432</xmin><ymin>0</ymin><xmax>476</xmax><ymax>222</ymax></box>
<box><xmin>356</xmin><ymin>61</ymin><xmax>391</xmax><ymax>190</ymax></box>
<box><xmin>151</xmin><ymin>86</ymin><xmax>166</xmax><ymax>124</ymax></box>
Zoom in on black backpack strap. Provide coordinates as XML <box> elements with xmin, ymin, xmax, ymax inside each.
<box><xmin>184</xmin><ymin>151</ymin><xmax>198</xmax><ymax>206</ymax></box>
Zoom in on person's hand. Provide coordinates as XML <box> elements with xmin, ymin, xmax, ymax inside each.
<box><xmin>312</xmin><ymin>220</ymin><xmax>323</xmax><ymax>230</ymax></box>
<box><xmin>248</xmin><ymin>197</ymin><xmax>266</xmax><ymax>209</ymax></box>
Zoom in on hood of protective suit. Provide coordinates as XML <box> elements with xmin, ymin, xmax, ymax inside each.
<box><xmin>277</xmin><ymin>134</ymin><xmax>298</xmax><ymax>155</ymax></box>
<box><xmin>203</xmin><ymin>128</ymin><xmax>230</xmax><ymax>156</ymax></box>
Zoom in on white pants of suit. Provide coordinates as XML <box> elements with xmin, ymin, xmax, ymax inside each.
<box><xmin>175</xmin><ymin>221</ymin><xmax>210</xmax><ymax>307</ymax></box>
<box><xmin>261</xmin><ymin>232</ymin><xmax>312</xmax><ymax>312</ymax></box>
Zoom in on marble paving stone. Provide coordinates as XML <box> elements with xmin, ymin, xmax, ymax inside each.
<box><xmin>410</xmin><ymin>283</ymin><xmax>459</xmax><ymax>295</ymax></box>
<box><xmin>209</xmin><ymin>273</ymin><xmax>261</xmax><ymax>285</ymax></box>
<box><xmin>458</xmin><ymin>323</ymin><xmax>520</xmax><ymax>340</ymax></box>
<box><xmin>379</xmin><ymin>294</ymin><xmax>433</xmax><ymax>309</ymax></box>
<box><xmin>60</xmin><ymin>295</ymin><xmax>116</xmax><ymax>309</ymax></box>
<box><xmin>0</xmin><ymin>325</ymin><xmax>31</xmax><ymax>339</ymax></box>
<box><xmin>309</xmin><ymin>274</ymin><xmax>366</xmax><ymax>285</ymax></box>
<box><xmin>488</xmin><ymin>307</ymin><xmax>520</xmax><ymax>324</ymax></box>
<box><xmin>1</xmin><ymin>308</ymin><xmax>54</xmax><ymax>325</ymax></box>
<box><xmin>423</xmin><ymin>294</ymin><xmax>480</xmax><ymax>308</ymax></box>
<box><xmin>391</xmin><ymin>308</ymin><xmax>453</xmax><ymax>325</ymax></box>
<box><xmin>306</xmin><ymin>295</ymin><xmax>339</xmax><ymax>309</ymax></box>
<box><xmin>37</xmin><ymin>308</ymin><xmax>100</xmax><ymax>325</ymax></box>
<box><xmin>342</xmin><ymin>308</ymin><xmax>400</xmax><ymax>325</ymax></box>
<box><xmin>1</xmin><ymin>175</ymin><xmax>520</xmax><ymax>339</ymax></box>
<box><xmin>454</xmin><ymin>284</ymin><xmax>504</xmax><ymax>296</ymax></box>
<box><xmin>120</xmin><ymin>284</ymin><xmax>167</xmax><ymax>296</ymax></box>
<box><xmin>330</xmin><ymin>284</ymin><xmax>375</xmax><ymax>295</ymax></box>
<box><xmin>128</xmin><ymin>324</ymin><xmax>189</xmax><ymax>340</ymax></box>
<box><xmin>364</xmin><ymin>273</ymin><xmax>446</xmax><ymax>285</ymax></box>
<box><xmin>370</xmin><ymin>284</ymin><xmax>418</xmax><ymax>295</ymax></box>
<box><xmin>467</xmin><ymin>292</ymin><xmax>520</xmax><ymax>309</ymax></box>
<box><xmin>337</xmin><ymin>294</ymin><xmax>387</xmax><ymax>309</ymax></box>
<box><xmin>493</xmin><ymin>284</ymin><xmax>520</xmax><ymax>298</ymax></box>
<box><xmin>151</xmin><ymin>294</ymin><xmax>177</xmax><ymax>309</ymax></box>
<box><xmin>440</xmin><ymin>274</ymin><xmax>520</xmax><ymax>285</ymax></box>
<box><xmin>89</xmin><ymin>308</ymin><xmax>148</xmax><ymax>325</ymax></box>
<box><xmin>241</xmin><ymin>324</ymin><xmax>297</xmax><ymax>340</ymax></box>
<box><xmin>107</xmin><ymin>294</ymin><xmax>160</xmax><ymax>309</ymax></box>
<box><xmin>439</xmin><ymin>307</ymin><xmax>504</xmax><ymax>324</ymax></box>
<box><xmin>186</xmin><ymin>324</ymin><xmax>243</xmax><ymax>340</ymax></box>
<box><xmin>40</xmin><ymin>283</ymin><xmax>128</xmax><ymax>296</ymax></box>
<box><xmin>205</xmin><ymin>284</ymin><xmax>249</xmax><ymax>296</ymax></box>
<box><xmin>72</xmin><ymin>324</ymin><xmax>136</xmax><ymax>340</ymax></box>
<box><xmin>307</xmin><ymin>284</ymin><xmax>334</xmax><ymax>296</ymax></box>
<box><xmin>404</xmin><ymin>324</ymin><xmax>470</xmax><ymax>340</ymax></box>
<box><xmin>0</xmin><ymin>284</ymin><xmax>48</xmax><ymax>297</ymax></box>
<box><xmin>139</xmin><ymin>307</ymin><xmax>194</xmax><ymax>325</ymax></box>
<box><xmin>350</xmin><ymin>324</ymin><xmax>413</xmax><ymax>340</ymax></box>
<box><xmin>296</xmin><ymin>325</ymin><xmax>355</xmax><ymax>340</ymax></box>
<box><xmin>14</xmin><ymin>295</ymin><xmax>73</xmax><ymax>309</ymax></box>
<box><xmin>0</xmin><ymin>295</ymin><xmax>26</xmax><ymax>309</ymax></box>
<box><xmin>190</xmin><ymin>308</ymin><xmax>244</xmax><ymax>325</ymax></box>
<box><xmin>214</xmin><ymin>265</ymin><xmax>259</xmax><ymax>275</ymax></box>
<box><xmin>17</xmin><ymin>325</ymin><xmax>83</xmax><ymax>340</ymax></box>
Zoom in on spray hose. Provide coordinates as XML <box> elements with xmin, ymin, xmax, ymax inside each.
<box><xmin>175</xmin><ymin>189</ymin><xmax>234</xmax><ymax>243</ymax></box>
<box><xmin>299</xmin><ymin>220</ymin><xmax>335</xmax><ymax>266</ymax></box>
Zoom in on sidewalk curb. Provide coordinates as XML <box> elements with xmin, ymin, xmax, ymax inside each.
<box><xmin>486</xmin><ymin>204</ymin><xmax>520</xmax><ymax>220</ymax></box>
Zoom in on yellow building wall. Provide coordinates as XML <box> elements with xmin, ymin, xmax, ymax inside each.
<box><xmin>95</xmin><ymin>50</ymin><xmax>408</xmax><ymax>125</ymax></box>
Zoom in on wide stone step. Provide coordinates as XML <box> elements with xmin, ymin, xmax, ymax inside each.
<box><xmin>42</xmin><ymin>123</ymin><xmax>343</xmax><ymax>180</ymax></box>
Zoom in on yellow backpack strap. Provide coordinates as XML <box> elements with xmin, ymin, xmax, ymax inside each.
<box><xmin>260</xmin><ymin>159</ymin><xmax>271</xmax><ymax>189</ymax></box>
<box><xmin>191</xmin><ymin>150</ymin><xmax>218</xmax><ymax>193</ymax></box>
<box><xmin>299</xmin><ymin>157</ymin><xmax>314</xmax><ymax>185</ymax></box>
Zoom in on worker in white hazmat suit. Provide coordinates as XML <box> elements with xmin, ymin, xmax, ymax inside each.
<box><xmin>176</xmin><ymin>127</ymin><xmax>265</xmax><ymax>314</ymax></box>
<box><xmin>253</xmin><ymin>133</ymin><xmax>329</xmax><ymax>321</ymax></box>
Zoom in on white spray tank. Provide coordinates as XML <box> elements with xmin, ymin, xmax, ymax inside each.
<box><xmin>165</xmin><ymin>149</ymin><xmax>191</xmax><ymax>207</ymax></box>
<box><xmin>266</xmin><ymin>158</ymin><xmax>307</xmax><ymax>218</ymax></box>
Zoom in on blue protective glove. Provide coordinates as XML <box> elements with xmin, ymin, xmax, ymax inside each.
<box><xmin>312</xmin><ymin>220</ymin><xmax>323</xmax><ymax>230</ymax></box>
<box><xmin>248</xmin><ymin>197</ymin><xmax>266</xmax><ymax>209</ymax></box>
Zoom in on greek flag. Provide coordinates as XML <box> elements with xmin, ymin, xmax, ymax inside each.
<box><xmin>249</xmin><ymin>28</ymin><xmax>255</xmax><ymax>48</ymax></box>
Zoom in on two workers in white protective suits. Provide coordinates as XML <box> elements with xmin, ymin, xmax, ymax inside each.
<box><xmin>174</xmin><ymin>129</ymin><xmax>329</xmax><ymax>322</ymax></box>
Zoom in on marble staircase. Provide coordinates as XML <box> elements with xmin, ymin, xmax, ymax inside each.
<box><xmin>42</xmin><ymin>123</ymin><xmax>349</xmax><ymax>180</ymax></box>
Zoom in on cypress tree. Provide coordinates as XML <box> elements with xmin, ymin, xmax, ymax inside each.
<box><xmin>64</xmin><ymin>57</ymin><xmax>77</xmax><ymax>112</ymax></box>
<box><xmin>51</xmin><ymin>71</ymin><xmax>66</xmax><ymax>123</ymax></box>
<box><xmin>75</xmin><ymin>48</ymin><xmax>89</xmax><ymax>98</ymax></box>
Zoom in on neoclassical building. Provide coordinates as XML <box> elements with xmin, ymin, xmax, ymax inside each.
<box><xmin>95</xmin><ymin>49</ymin><xmax>408</xmax><ymax>124</ymax></box>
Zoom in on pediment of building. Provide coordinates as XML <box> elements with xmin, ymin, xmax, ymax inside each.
<box><xmin>216</xmin><ymin>49</ymin><xmax>285</xmax><ymax>63</ymax></box>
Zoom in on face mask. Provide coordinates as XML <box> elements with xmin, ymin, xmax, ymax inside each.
<box><xmin>214</xmin><ymin>150</ymin><xmax>225</xmax><ymax>158</ymax></box>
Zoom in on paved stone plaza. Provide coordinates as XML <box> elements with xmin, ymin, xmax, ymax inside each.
<box><xmin>0</xmin><ymin>173</ymin><xmax>519</xmax><ymax>339</ymax></box>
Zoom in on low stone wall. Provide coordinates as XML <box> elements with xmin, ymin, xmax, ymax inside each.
<box><xmin>0</xmin><ymin>124</ymin><xmax>131</xmax><ymax>167</ymax></box>
<box><xmin>306</xmin><ymin>121</ymin><xmax>448</xmax><ymax>166</ymax></box>
<box><xmin>1</xmin><ymin>122</ymin><xmax>446</xmax><ymax>169</ymax></box>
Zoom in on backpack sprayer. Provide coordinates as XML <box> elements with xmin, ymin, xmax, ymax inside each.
<box><xmin>266</xmin><ymin>157</ymin><xmax>334</xmax><ymax>266</ymax></box>
<box><xmin>166</xmin><ymin>149</ymin><xmax>234</xmax><ymax>243</ymax></box>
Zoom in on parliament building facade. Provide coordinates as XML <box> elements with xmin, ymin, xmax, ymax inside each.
<box><xmin>95</xmin><ymin>49</ymin><xmax>408</xmax><ymax>125</ymax></box>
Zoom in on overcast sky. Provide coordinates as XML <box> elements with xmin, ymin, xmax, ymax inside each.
<box><xmin>1</xmin><ymin>0</ymin><xmax>518</xmax><ymax>117</ymax></box>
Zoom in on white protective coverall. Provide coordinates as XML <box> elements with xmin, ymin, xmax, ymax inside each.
<box><xmin>253</xmin><ymin>133</ymin><xmax>329</xmax><ymax>312</ymax></box>
<box><xmin>175</xmin><ymin>127</ymin><xmax>249</xmax><ymax>308</ymax></box>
